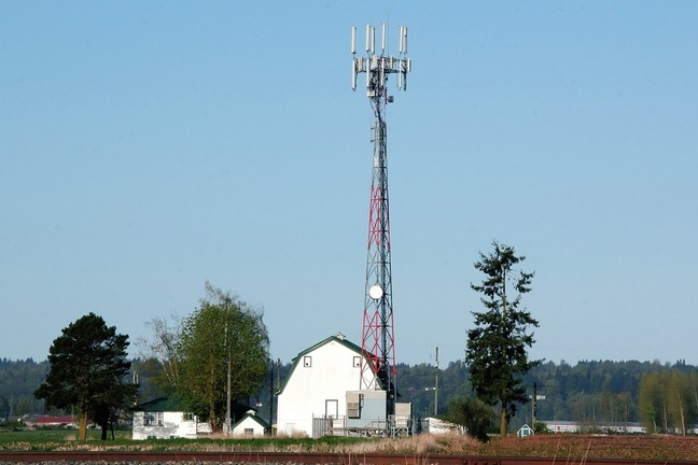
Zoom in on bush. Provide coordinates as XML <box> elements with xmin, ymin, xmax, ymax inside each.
<box><xmin>533</xmin><ymin>421</ymin><xmax>550</xmax><ymax>434</ymax></box>
<box><xmin>445</xmin><ymin>397</ymin><xmax>495</xmax><ymax>442</ymax></box>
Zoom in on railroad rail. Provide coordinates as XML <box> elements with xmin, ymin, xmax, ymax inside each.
<box><xmin>0</xmin><ymin>452</ymin><xmax>695</xmax><ymax>465</ymax></box>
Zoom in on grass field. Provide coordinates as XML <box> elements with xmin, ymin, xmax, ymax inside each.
<box><xmin>2</xmin><ymin>426</ymin><xmax>698</xmax><ymax>462</ymax></box>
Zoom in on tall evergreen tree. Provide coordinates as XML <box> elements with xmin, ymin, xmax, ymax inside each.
<box><xmin>465</xmin><ymin>241</ymin><xmax>541</xmax><ymax>436</ymax></box>
<box><xmin>34</xmin><ymin>313</ymin><xmax>138</xmax><ymax>440</ymax></box>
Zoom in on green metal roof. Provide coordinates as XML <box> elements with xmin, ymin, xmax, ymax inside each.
<box><xmin>233</xmin><ymin>412</ymin><xmax>270</xmax><ymax>430</ymax></box>
<box><xmin>130</xmin><ymin>396</ymin><xmax>184</xmax><ymax>412</ymax></box>
<box><xmin>131</xmin><ymin>396</ymin><xmax>254</xmax><ymax>418</ymax></box>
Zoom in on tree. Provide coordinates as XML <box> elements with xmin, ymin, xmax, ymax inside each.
<box><xmin>34</xmin><ymin>313</ymin><xmax>138</xmax><ymax>440</ymax></box>
<box><xmin>0</xmin><ymin>395</ymin><xmax>10</xmax><ymax>420</ymax></box>
<box><xmin>668</xmin><ymin>370</ymin><xmax>694</xmax><ymax>436</ymax></box>
<box><xmin>639</xmin><ymin>371</ymin><xmax>671</xmax><ymax>433</ymax></box>
<box><xmin>176</xmin><ymin>283</ymin><xmax>269</xmax><ymax>432</ymax></box>
<box><xmin>446</xmin><ymin>396</ymin><xmax>495</xmax><ymax>442</ymax></box>
<box><xmin>465</xmin><ymin>241</ymin><xmax>541</xmax><ymax>437</ymax></box>
<box><xmin>639</xmin><ymin>369</ymin><xmax>697</xmax><ymax>435</ymax></box>
<box><xmin>136</xmin><ymin>314</ymin><xmax>183</xmax><ymax>398</ymax></box>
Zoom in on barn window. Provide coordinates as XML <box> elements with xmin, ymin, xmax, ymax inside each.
<box><xmin>353</xmin><ymin>356</ymin><xmax>361</xmax><ymax>367</ymax></box>
<box><xmin>304</xmin><ymin>356</ymin><xmax>312</xmax><ymax>367</ymax></box>
<box><xmin>245</xmin><ymin>428</ymin><xmax>254</xmax><ymax>435</ymax></box>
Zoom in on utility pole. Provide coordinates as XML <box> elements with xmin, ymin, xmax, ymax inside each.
<box><xmin>225</xmin><ymin>321</ymin><xmax>231</xmax><ymax>435</ymax></box>
<box><xmin>268</xmin><ymin>358</ymin><xmax>274</xmax><ymax>429</ymax></box>
<box><xmin>434</xmin><ymin>346</ymin><xmax>439</xmax><ymax>416</ymax></box>
<box><xmin>532</xmin><ymin>382</ymin><xmax>537</xmax><ymax>428</ymax></box>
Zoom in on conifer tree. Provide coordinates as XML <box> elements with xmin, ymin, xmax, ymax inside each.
<box><xmin>465</xmin><ymin>241</ymin><xmax>541</xmax><ymax>437</ymax></box>
<box><xmin>34</xmin><ymin>313</ymin><xmax>137</xmax><ymax>440</ymax></box>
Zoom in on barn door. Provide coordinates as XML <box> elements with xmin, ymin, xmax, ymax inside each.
<box><xmin>325</xmin><ymin>399</ymin><xmax>338</xmax><ymax>419</ymax></box>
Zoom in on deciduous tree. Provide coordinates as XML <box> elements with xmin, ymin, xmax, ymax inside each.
<box><xmin>668</xmin><ymin>370</ymin><xmax>694</xmax><ymax>436</ymax></box>
<box><xmin>465</xmin><ymin>241</ymin><xmax>541</xmax><ymax>437</ymax></box>
<box><xmin>177</xmin><ymin>283</ymin><xmax>269</xmax><ymax>432</ymax></box>
<box><xmin>136</xmin><ymin>314</ymin><xmax>183</xmax><ymax>397</ymax></box>
<box><xmin>34</xmin><ymin>313</ymin><xmax>138</xmax><ymax>440</ymax></box>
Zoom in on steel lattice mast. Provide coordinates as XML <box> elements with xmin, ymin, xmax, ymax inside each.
<box><xmin>351</xmin><ymin>24</ymin><xmax>411</xmax><ymax>419</ymax></box>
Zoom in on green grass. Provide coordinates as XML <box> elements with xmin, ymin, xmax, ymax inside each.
<box><xmin>0</xmin><ymin>427</ymin><xmax>132</xmax><ymax>449</ymax></box>
<box><xmin>0</xmin><ymin>427</ymin><xmax>375</xmax><ymax>452</ymax></box>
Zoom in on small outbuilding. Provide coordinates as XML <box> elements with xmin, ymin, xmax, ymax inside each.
<box><xmin>231</xmin><ymin>409</ymin><xmax>270</xmax><ymax>437</ymax></box>
<box><xmin>517</xmin><ymin>423</ymin><xmax>534</xmax><ymax>437</ymax></box>
<box><xmin>421</xmin><ymin>417</ymin><xmax>466</xmax><ymax>435</ymax></box>
<box><xmin>131</xmin><ymin>397</ymin><xmax>209</xmax><ymax>440</ymax></box>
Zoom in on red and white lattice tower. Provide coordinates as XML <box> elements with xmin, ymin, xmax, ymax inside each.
<box><xmin>351</xmin><ymin>24</ymin><xmax>411</xmax><ymax>419</ymax></box>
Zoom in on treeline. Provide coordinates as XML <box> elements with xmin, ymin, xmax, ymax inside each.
<box><xmin>398</xmin><ymin>359</ymin><xmax>698</xmax><ymax>431</ymax></box>
<box><xmin>0</xmin><ymin>358</ymin><xmax>48</xmax><ymax>418</ymax></box>
<box><xmin>3</xmin><ymin>356</ymin><xmax>697</xmax><ymax>433</ymax></box>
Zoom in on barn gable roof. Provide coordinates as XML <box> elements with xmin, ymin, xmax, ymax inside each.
<box><xmin>233</xmin><ymin>411</ymin><xmax>270</xmax><ymax>430</ymax></box>
<box><xmin>276</xmin><ymin>333</ymin><xmax>378</xmax><ymax>395</ymax></box>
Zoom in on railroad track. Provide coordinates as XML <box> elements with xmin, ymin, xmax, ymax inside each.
<box><xmin>0</xmin><ymin>451</ymin><xmax>695</xmax><ymax>465</ymax></box>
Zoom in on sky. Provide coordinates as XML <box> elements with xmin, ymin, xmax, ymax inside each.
<box><xmin>1</xmin><ymin>1</ymin><xmax>696</xmax><ymax>368</ymax></box>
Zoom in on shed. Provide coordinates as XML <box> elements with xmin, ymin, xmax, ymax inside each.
<box><xmin>131</xmin><ymin>397</ymin><xmax>207</xmax><ymax>440</ymax></box>
<box><xmin>231</xmin><ymin>409</ymin><xmax>270</xmax><ymax>437</ymax></box>
<box><xmin>517</xmin><ymin>423</ymin><xmax>533</xmax><ymax>437</ymax></box>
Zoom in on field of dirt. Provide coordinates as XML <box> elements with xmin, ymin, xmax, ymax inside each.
<box><xmin>480</xmin><ymin>434</ymin><xmax>698</xmax><ymax>461</ymax></box>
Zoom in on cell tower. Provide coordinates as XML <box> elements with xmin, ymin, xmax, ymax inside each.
<box><xmin>351</xmin><ymin>23</ymin><xmax>412</xmax><ymax>420</ymax></box>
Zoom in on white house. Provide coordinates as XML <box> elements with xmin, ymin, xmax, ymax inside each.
<box><xmin>231</xmin><ymin>409</ymin><xmax>270</xmax><ymax>437</ymax></box>
<box><xmin>131</xmin><ymin>397</ymin><xmax>210</xmax><ymax>440</ymax></box>
<box><xmin>276</xmin><ymin>333</ymin><xmax>391</xmax><ymax>437</ymax></box>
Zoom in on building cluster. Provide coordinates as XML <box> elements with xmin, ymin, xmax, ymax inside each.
<box><xmin>132</xmin><ymin>333</ymin><xmax>418</xmax><ymax>439</ymax></box>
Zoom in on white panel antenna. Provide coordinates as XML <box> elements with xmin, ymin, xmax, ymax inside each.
<box><xmin>351</xmin><ymin>26</ymin><xmax>357</xmax><ymax>55</ymax></box>
<box><xmin>365</xmin><ymin>25</ymin><xmax>371</xmax><ymax>53</ymax></box>
<box><xmin>381</xmin><ymin>23</ymin><xmax>386</xmax><ymax>54</ymax></box>
<box><xmin>398</xmin><ymin>26</ymin><xmax>404</xmax><ymax>54</ymax></box>
<box><xmin>352</xmin><ymin>61</ymin><xmax>357</xmax><ymax>90</ymax></box>
<box><xmin>400</xmin><ymin>26</ymin><xmax>408</xmax><ymax>55</ymax></box>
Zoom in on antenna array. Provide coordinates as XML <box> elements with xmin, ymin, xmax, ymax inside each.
<box><xmin>351</xmin><ymin>24</ymin><xmax>412</xmax><ymax>95</ymax></box>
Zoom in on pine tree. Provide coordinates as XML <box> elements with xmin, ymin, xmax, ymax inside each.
<box><xmin>34</xmin><ymin>313</ymin><xmax>137</xmax><ymax>440</ymax></box>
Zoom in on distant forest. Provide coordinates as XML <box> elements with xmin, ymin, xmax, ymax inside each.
<box><xmin>2</xmin><ymin>357</ymin><xmax>696</xmax><ymax>431</ymax></box>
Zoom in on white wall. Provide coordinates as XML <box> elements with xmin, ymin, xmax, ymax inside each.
<box><xmin>132</xmin><ymin>411</ymin><xmax>199</xmax><ymax>440</ymax></box>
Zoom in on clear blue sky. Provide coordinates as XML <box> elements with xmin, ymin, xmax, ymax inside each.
<box><xmin>2</xmin><ymin>1</ymin><xmax>696</xmax><ymax>367</ymax></box>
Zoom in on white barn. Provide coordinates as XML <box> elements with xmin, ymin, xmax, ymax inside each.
<box><xmin>276</xmin><ymin>333</ymin><xmax>391</xmax><ymax>437</ymax></box>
